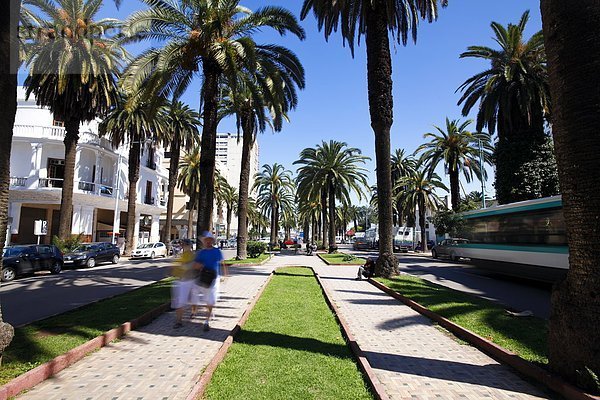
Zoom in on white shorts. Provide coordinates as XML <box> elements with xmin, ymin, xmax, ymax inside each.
<box><xmin>171</xmin><ymin>279</ymin><xmax>203</xmax><ymax>309</ymax></box>
<box><xmin>201</xmin><ymin>278</ymin><xmax>220</xmax><ymax>306</ymax></box>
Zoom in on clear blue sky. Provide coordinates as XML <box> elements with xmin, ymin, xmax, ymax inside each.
<box><xmin>21</xmin><ymin>0</ymin><xmax>544</xmax><ymax>203</ymax></box>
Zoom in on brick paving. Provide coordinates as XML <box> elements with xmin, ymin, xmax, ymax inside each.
<box><xmin>17</xmin><ymin>252</ymin><xmax>552</xmax><ymax>399</ymax></box>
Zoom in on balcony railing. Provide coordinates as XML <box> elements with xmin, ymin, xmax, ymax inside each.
<box><xmin>9</xmin><ymin>177</ymin><xmax>27</xmax><ymax>187</ymax></box>
<box><xmin>78</xmin><ymin>181</ymin><xmax>95</xmax><ymax>192</ymax></box>
<box><xmin>144</xmin><ymin>196</ymin><xmax>155</xmax><ymax>205</ymax></box>
<box><xmin>14</xmin><ymin>125</ymin><xmax>114</xmax><ymax>151</ymax></box>
<box><xmin>38</xmin><ymin>177</ymin><xmax>64</xmax><ymax>188</ymax></box>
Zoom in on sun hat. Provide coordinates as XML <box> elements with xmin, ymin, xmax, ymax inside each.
<box><xmin>202</xmin><ymin>231</ymin><xmax>214</xmax><ymax>239</ymax></box>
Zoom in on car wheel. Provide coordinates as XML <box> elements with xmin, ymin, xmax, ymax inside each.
<box><xmin>112</xmin><ymin>254</ymin><xmax>119</xmax><ymax>264</ymax></box>
<box><xmin>150</xmin><ymin>251</ymin><xmax>155</xmax><ymax>259</ymax></box>
<box><xmin>2</xmin><ymin>266</ymin><xmax>16</xmax><ymax>282</ymax></box>
<box><xmin>86</xmin><ymin>257</ymin><xmax>96</xmax><ymax>268</ymax></box>
<box><xmin>432</xmin><ymin>249</ymin><xmax>438</xmax><ymax>259</ymax></box>
<box><xmin>450</xmin><ymin>252</ymin><xmax>458</xmax><ymax>262</ymax></box>
<box><xmin>50</xmin><ymin>261</ymin><xmax>62</xmax><ymax>274</ymax></box>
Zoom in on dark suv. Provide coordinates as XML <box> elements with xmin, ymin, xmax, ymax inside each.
<box><xmin>63</xmin><ymin>242</ymin><xmax>120</xmax><ymax>268</ymax></box>
<box><xmin>2</xmin><ymin>245</ymin><xmax>63</xmax><ymax>282</ymax></box>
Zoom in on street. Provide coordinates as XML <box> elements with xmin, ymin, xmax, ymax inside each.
<box><xmin>342</xmin><ymin>244</ymin><xmax>553</xmax><ymax>318</ymax></box>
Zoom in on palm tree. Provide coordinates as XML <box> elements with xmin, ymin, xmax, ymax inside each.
<box><xmin>415</xmin><ymin>118</ymin><xmax>493</xmax><ymax>211</ymax></box>
<box><xmin>396</xmin><ymin>170</ymin><xmax>448</xmax><ymax>253</ymax></box>
<box><xmin>177</xmin><ymin>148</ymin><xmax>202</xmax><ymax>239</ymax></box>
<box><xmin>301</xmin><ymin>0</ymin><xmax>447</xmax><ymax>273</ymax></box>
<box><xmin>540</xmin><ymin>0</ymin><xmax>600</xmax><ymax>388</ymax></box>
<box><xmin>458</xmin><ymin>11</ymin><xmax>557</xmax><ymax>204</ymax></box>
<box><xmin>22</xmin><ymin>0</ymin><xmax>123</xmax><ymax>239</ymax></box>
<box><xmin>218</xmin><ymin>45</ymin><xmax>305</xmax><ymax>259</ymax></box>
<box><xmin>391</xmin><ymin>149</ymin><xmax>417</xmax><ymax>226</ymax></box>
<box><xmin>253</xmin><ymin>163</ymin><xmax>295</xmax><ymax>246</ymax></box>
<box><xmin>122</xmin><ymin>0</ymin><xmax>305</xmax><ymax>245</ymax></box>
<box><xmin>161</xmin><ymin>101</ymin><xmax>200</xmax><ymax>245</ymax></box>
<box><xmin>221</xmin><ymin>183</ymin><xmax>238</xmax><ymax>240</ymax></box>
<box><xmin>99</xmin><ymin>96</ymin><xmax>167</xmax><ymax>256</ymax></box>
<box><xmin>295</xmin><ymin>140</ymin><xmax>370</xmax><ymax>253</ymax></box>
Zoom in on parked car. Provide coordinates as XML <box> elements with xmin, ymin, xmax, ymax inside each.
<box><xmin>431</xmin><ymin>238</ymin><xmax>469</xmax><ymax>261</ymax></box>
<box><xmin>2</xmin><ymin>244</ymin><xmax>63</xmax><ymax>282</ymax></box>
<box><xmin>131</xmin><ymin>242</ymin><xmax>168</xmax><ymax>259</ymax></box>
<box><xmin>63</xmin><ymin>242</ymin><xmax>120</xmax><ymax>268</ymax></box>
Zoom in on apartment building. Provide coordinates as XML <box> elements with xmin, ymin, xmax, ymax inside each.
<box><xmin>6</xmin><ymin>87</ymin><xmax>168</xmax><ymax>249</ymax></box>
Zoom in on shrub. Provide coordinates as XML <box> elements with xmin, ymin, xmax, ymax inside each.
<box><xmin>247</xmin><ymin>241</ymin><xmax>267</xmax><ymax>258</ymax></box>
<box><xmin>342</xmin><ymin>254</ymin><xmax>357</xmax><ymax>262</ymax></box>
<box><xmin>52</xmin><ymin>233</ymin><xmax>85</xmax><ymax>254</ymax></box>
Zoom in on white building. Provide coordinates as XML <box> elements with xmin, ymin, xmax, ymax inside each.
<box><xmin>6</xmin><ymin>87</ymin><xmax>168</xmax><ymax>248</ymax></box>
<box><xmin>161</xmin><ymin>132</ymin><xmax>259</xmax><ymax>241</ymax></box>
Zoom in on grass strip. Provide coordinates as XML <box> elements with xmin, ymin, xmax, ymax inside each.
<box><xmin>223</xmin><ymin>253</ymin><xmax>270</xmax><ymax>266</ymax></box>
<box><xmin>319</xmin><ymin>253</ymin><xmax>366</xmax><ymax>265</ymax></box>
<box><xmin>0</xmin><ymin>278</ymin><xmax>172</xmax><ymax>385</ymax></box>
<box><xmin>204</xmin><ymin>267</ymin><xmax>373</xmax><ymax>400</ymax></box>
<box><xmin>377</xmin><ymin>275</ymin><xmax>548</xmax><ymax>364</ymax></box>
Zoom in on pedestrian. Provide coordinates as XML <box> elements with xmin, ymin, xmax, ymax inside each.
<box><xmin>194</xmin><ymin>231</ymin><xmax>228</xmax><ymax>331</ymax></box>
<box><xmin>170</xmin><ymin>239</ymin><xmax>202</xmax><ymax>328</ymax></box>
<box><xmin>356</xmin><ymin>257</ymin><xmax>376</xmax><ymax>280</ymax></box>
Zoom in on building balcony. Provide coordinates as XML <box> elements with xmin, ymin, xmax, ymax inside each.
<box><xmin>13</xmin><ymin>124</ymin><xmax>115</xmax><ymax>151</ymax></box>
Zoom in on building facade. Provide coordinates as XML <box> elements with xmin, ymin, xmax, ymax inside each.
<box><xmin>6</xmin><ymin>87</ymin><xmax>168</xmax><ymax>250</ymax></box>
<box><xmin>161</xmin><ymin>132</ymin><xmax>259</xmax><ymax>241</ymax></box>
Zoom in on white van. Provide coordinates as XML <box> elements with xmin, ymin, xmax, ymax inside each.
<box><xmin>393</xmin><ymin>227</ymin><xmax>420</xmax><ymax>252</ymax></box>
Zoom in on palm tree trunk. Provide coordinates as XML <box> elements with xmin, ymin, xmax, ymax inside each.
<box><xmin>226</xmin><ymin>206</ymin><xmax>231</xmax><ymax>240</ymax></box>
<box><xmin>541</xmin><ymin>0</ymin><xmax>600</xmax><ymax>389</ymax></box>
<box><xmin>0</xmin><ymin>0</ymin><xmax>18</xmax><ymax>359</ymax></box>
<box><xmin>236</xmin><ymin>114</ymin><xmax>253</xmax><ymax>259</ymax></box>
<box><xmin>124</xmin><ymin>140</ymin><xmax>141</xmax><ymax>256</ymax></box>
<box><xmin>162</xmin><ymin>133</ymin><xmax>181</xmax><ymax>245</ymax></box>
<box><xmin>196</xmin><ymin>60</ymin><xmax>220</xmax><ymax>247</ymax></box>
<box><xmin>366</xmin><ymin>2</ymin><xmax>397</xmax><ymax>277</ymax></box>
<box><xmin>419</xmin><ymin>200</ymin><xmax>428</xmax><ymax>252</ymax></box>
<box><xmin>58</xmin><ymin>119</ymin><xmax>80</xmax><ymax>239</ymax></box>
<box><xmin>187</xmin><ymin>208</ymin><xmax>194</xmax><ymax>238</ymax></box>
<box><xmin>321</xmin><ymin>189</ymin><xmax>328</xmax><ymax>250</ymax></box>
<box><xmin>449</xmin><ymin>169</ymin><xmax>460</xmax><ymax>211</ymax></box>
<box><xmin>269</xmin><ymin>204</ymin><xmax>278</xmax><ymax>245</ymax></box>
<box><xmin>328</xmin><ymin>178</ymin><xmax>337</xmax><ymax>253</ymax></box>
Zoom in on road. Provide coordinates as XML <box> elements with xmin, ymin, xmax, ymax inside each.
<box><xmin>0</xmin><ymin>249</ymin><xmax>237</xmax><ymax>327</ymax></box>
<box><xmin>341</xmin><ymin>244</ymin><xmax>553</xmax><ymax>319</ymax></box>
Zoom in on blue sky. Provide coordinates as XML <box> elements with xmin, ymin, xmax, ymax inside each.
<box><xmin>21</xmin><ymin>0</ymin><xmax>544</xmax><ymax>204</ymax></box>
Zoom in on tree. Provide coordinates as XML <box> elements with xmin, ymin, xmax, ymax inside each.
<box><xmin>391</xmin><ymin>149</ymin><xmax>417</xmax><ymax>226</ymax></box>
<box><xmin>397</xmin><ymin>170</ymin><xmax>448</xmax><ymax>253</ymax></box>
<box><xmin>99</xmin><ymin>96</ymin><xmax>167</xmax><ymax>256</ymax></box>
<box><xmin>415</xmin><ymin>118</ymin><xmax>492</xmax><ymax>211</ymax></box>
<box><xmin>540</xmin><ymin>0</ymin><xmax>600</xmax><ymax>392</ymax></box>
<box><xmin>122</xmin><ymin>0</ymin><xmax>305</xmax><ymax>248</ymax></box>
<box><xmin>253</xmin><ymin>163</ymin><xmax>294</xmax><ymax>246</ymax></box>
<box><xmin>218</xmin><ymin>44</ymin><xmax>305</xmax><ymax>259</ymax></box>
<box><xmin>22</xmin><ymin>0</ymin><xmax>123</xmax><ymax>239</ymax></box>
<box><xmin>177</xmin><ymin>149</ymin><xmax>202</xmax><ymax>239</ymax></box>
<box><xmin>458</xmin><ymin>11</ymin><xmax>558</xmax><ymax>204</ymax></box>
<box><xmin>221</xmin><ymin>183</ymin><xmax>238</xmax><ymax>240</ymax></box>
<box><xmin>161</xmin><ymin>101</ymin><xmax>200</xmax><ymax>245</ymax></box>
<box><xmin>301</xmin><ymin>0</ymin><xmax>447</xmax><ymax>274</ymax></box>
<box><xmin>295</xmin><ymin>140</ymin><xmax>369</xmax><ymax>253</ymax></box>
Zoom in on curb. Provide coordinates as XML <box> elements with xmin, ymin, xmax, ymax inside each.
<box><xmin>185</xmin><ymin>270</ymin><xmax>275</xmax><ymax>400</ymax></box>
<box><xmin>223</xmin><ymin>253</ymin><xmax>273</xmax><ymax>267</ymax></box>
<box><xmin>368</xmin><ymin>278</ymin><xmax>600</xmax><ymax>400</ymax></box>
<box><xmin>313</xmin><ymin>269</ymin><xmax>390</xmax><ymax>400</ymax></box>
<box><xmin>0</xmin><ymin>302</ymin><xmax>170</xmax><ymax>400</ymax></box>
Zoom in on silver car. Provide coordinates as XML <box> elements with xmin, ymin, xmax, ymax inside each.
<box><xmin>431</xmin><ymin>238</ymin><xmax>469</xmax><ymax>261</ymax></box>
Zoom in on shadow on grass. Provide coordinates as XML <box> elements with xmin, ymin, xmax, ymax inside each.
<box><xmin>273</xmin><ymin>271</ymin><xmax>314</xmax><ymax>278</ymax></box>
<box><xmin>235</xmin><ymin>330</ymin><xmax>352</xmax><ymax>359</ymax></box>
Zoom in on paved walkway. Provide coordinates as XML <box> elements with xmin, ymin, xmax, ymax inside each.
<box><xmin>18</xmin><ymin>253</ymin><xmax>552</xmax><ymax>399</ymax></box>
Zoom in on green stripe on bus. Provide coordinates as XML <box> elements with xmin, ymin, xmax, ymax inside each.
<box><xmin>454</xmin><ymin>243</ymin><xmax>569</xmax><ymax>254</ymax></box>
<box><xmin>461</xmin><ymin>199</ymin><xmax>562</xmax><ymax>219</ymax></box>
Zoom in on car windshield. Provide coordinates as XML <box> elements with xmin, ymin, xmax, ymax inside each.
<box><xmin>138</xmin><ymin>244</ymin><xmax>153</xmax><ymax>249</ymax></box>
<box><xmin>2</xmin><ymin>247</ymin><xmax>25</xmax><ymax>257</ymax></box>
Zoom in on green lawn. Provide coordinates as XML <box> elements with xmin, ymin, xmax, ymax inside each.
<box><xmin>223</xmin><ymin>253</ymin><xmax>270</xmax><ymax>266</ymax></box>
<box><xmin>377</xmin><ymin>275</ymin><xmax>548</xmax><ymax>364</ymax></box>
<box><xmin>0</xmin><ymin>279</ymin><xmax>172</xmax><ymax>385</ymax></box>
<box><xmin>204</xmin><ymin>267</ymin><xmax>373</xmax><ymax>400</ymax></box>
<box><xmin>319</xmin><ymin>253</ymin><xmax>366</xmax><ymax>265</ymax></box>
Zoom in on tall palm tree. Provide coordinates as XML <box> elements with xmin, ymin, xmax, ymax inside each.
<box><xmin>221</xmin><ymin>182</ymin><xmax>238</xmax><ymax>240</ymax></box>
<box><xmin>541</xmin><ymin>0</ymin><xmax>600</xmax><ymax>388</ymax></box>
<box><xmin>99</xmin><ymin>96</ymin><xmax>167</xmax><ymax>256</ymax></box>
<box><xmin>22</xmin><ymin>0</ymin><xmax>123</xmax><ymax>239</ymax></box>
<box><xmin>295</xmin><ymin>140</ymin><xmax>370</xmax><ymax>253</ymax></box>
<box><xmin>218</xmin><ymin>44</ymin><xmax>305</xmax><ymax>259</ymax></box>
<box><xmin>122</xmin><ymin>0</ymin><xmax>305</xmax><ymax>247</ymax></box>
<box><xmin>391</xmin><ymin>149</ymin><xmax>417</xmax><ymax>226</ymax></box>
<box><xmin>396</xmin><ymin>170</ymin><xmax>448</xmax><ymax>253</ymax></box>
<box><xmin>415</xmin><ymin>118</ymin><xmax>493</xmax><ymax>211</ymax></box>
<box><xmin>177</xmin><ymin>148</ymin><xmax>202</xmax><ymax>239</ymax></box>
<box><xmin>161</xmin><ymin>101</ymin><xmax>200</xmax><ymax>245</ymax></box>
<box><xmin>458</xmin><ymin>11</ymin><xmax>557</xmax><ymax>204</ymax></box>
<box><xmin>253</xmin><ymin>163</ymin><xmax>295</xmax><ymax>246</ymax></box>
<box><xmin>301</xmin><ymin>0</ymin><xmax>447</xmax><ymax>274</ymax></box>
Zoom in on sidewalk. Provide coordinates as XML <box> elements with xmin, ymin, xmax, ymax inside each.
<box><xmin>17</xmin><ymin>253</ymin><xmax>551</xmax><ymax>399</ymax></box>
<box><xmin>17</xmin><ymin>264</ymin><xmax>273</xmax><ymax>400</ymax></box>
